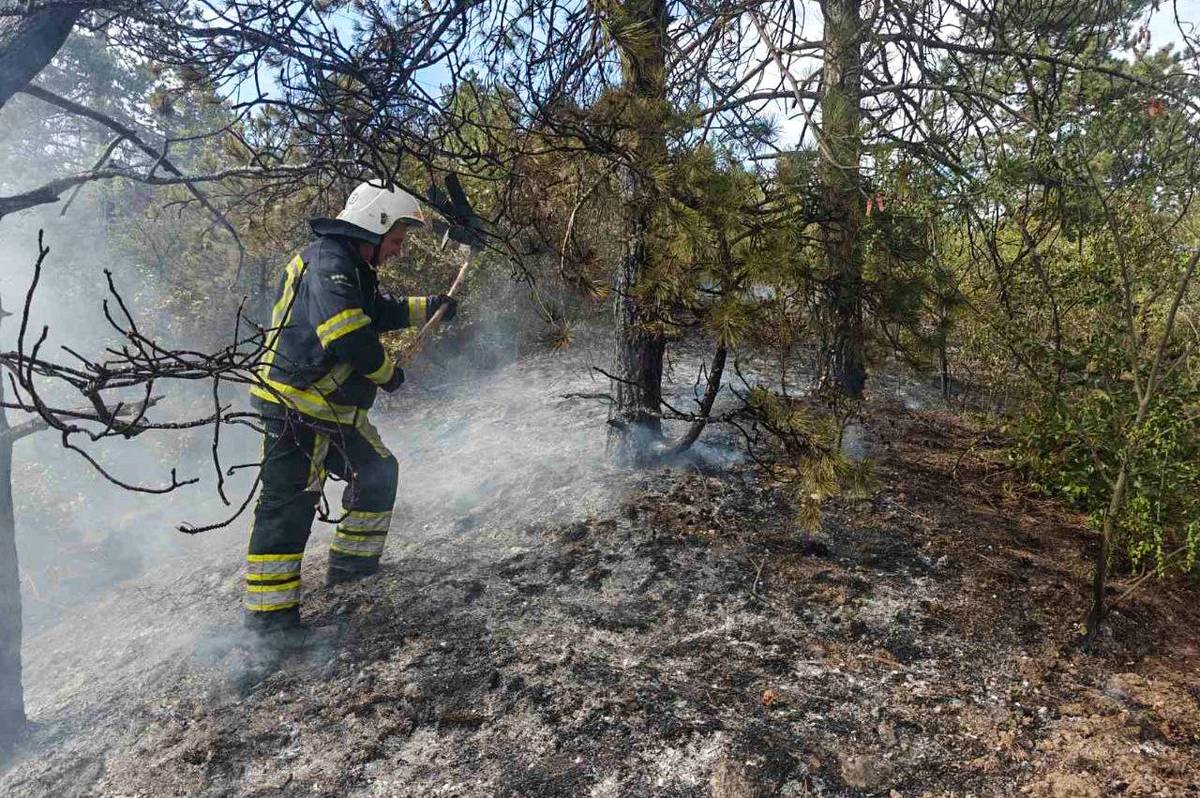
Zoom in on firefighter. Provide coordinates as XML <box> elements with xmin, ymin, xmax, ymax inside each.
<box><xmin>244</xmin><ymin>181</ymin><xmax>457</xmax><ymax>639</ymax></box>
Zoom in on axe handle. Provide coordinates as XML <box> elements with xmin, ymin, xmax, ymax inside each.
<box><xmin>398</xmin><ymin>245</ymin><xmax>477</xmax><ymax>366</ymax></box>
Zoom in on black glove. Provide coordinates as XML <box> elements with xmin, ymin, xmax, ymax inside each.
<box><xmin>380</xmin><ymin>366</ymin><xmax>405</xmax><ymax>393</ymax></box>
<box><xmin>428</xmin><ymin>294</ymin><xmax>458</xmax><ymax>323</ymax></box>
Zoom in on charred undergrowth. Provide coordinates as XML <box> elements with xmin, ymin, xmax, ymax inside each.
<box><xmin>0</xmin><ymin>346</ymin><xmax>1198</xmax><ymax>797</ymax></box>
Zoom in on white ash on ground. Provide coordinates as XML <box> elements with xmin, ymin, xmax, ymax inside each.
<box><xmin>2</xmin><ymin>352</ymin><xmax>1198</xmax><ymax>797</ymax></box>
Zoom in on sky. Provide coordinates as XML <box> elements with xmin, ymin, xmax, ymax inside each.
<box><xmin>214</xmin><ymin>0</ymin><xmax>1200</xmax><ymax>163</ymax></box>
<box><xmin>769</xmin><ymin>0</ymin><xmax>1200</xmax><ymax>150</ymax></box>
<box><xmin>402</xmin><ymin>0</ymin><xmax>1200</xmax><ymax>153</ymax></box>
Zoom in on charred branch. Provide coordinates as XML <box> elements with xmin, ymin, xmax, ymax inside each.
<box><xmin>0</xmin><ymin>230</ymin><xmax>268</xmax><ymax>516</ymax></box>
<box><xmin>0</xmin><ymin>1</ymin><xmax>80</xmax><ymax>109</ymax></box>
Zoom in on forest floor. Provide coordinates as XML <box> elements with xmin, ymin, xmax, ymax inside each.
<box><xmin>1</xmin><ymin>348</ymin><xmax>1198</xmax><ymax>797</ymax></box>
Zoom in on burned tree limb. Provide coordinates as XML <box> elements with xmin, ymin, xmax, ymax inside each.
<box><xmin>1</xmin><ymin>230</ymin><xmax>268</xmax><ymax>501</ymax></box>
<box><xmin>18</xmin><ymin>84</ymin><xmax>246</xmax><ymax>274</ymax></box>
<box><xmin>0</xmin><ymin>2</ymin><xmax>80</xmax><ymax>110</ymax></box>
<box><xmin>0</xmin><ymin>179</ymin><xmax>72</xmax><ymax>219</ymax></box>
<box><xmin>58</xmin><ymin>134</ymin><xmax>127</xmax><ymax>216</ymax></box>
<box><xmin>0</xmin><ymin>162</ymin><xmax>336</xmax><ymax>221</ymax></box>
<box><xmin>663</xmin><ymin>342</ymin><xmax>728</xmax><ymax>458</ymax></box>
<box><xmin>0</xmin><ymin>395</ymin><xmax>162</xmax><ymax>445</ymax></box>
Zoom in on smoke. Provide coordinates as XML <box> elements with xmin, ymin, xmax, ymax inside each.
<box><xmin>377</xmin><ymin>338</ymin><xmax>620</xmax><ymax>556</ymax></box>
<box><xmin>2</xmin><ymin>216</ymin><xmax>760</xmax><ymax>773</ymax></box>
<box><xmin>0</xmin><ymin>200</ymin><xmax>263</xmax><ymax>633</ymax></box>
<box><xmin>0</xmin><ymin>176</ymin><xmax>590</xmax><ymax>650</ymax></box>
<box><xmin>0</xmin><ymin>34</ymin><xmax>750</xmax><ymax>779</ymax></box>
<box><xmin>0</xmin><ymin>84</ymin><xmax>746</xmax><ymax>746</ymax></box>
<box><xmin>0</xmin><ymin>192</ymin><xmax>755</xmax><ymax>642</ymax></box>
<box><xmin>0</xmin><ymin>80</ymin><xmax>260</xmax><ymax>630</ymax></box>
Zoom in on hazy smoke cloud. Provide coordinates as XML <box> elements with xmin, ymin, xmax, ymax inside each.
<box><xmin>0</xmin><ymin>197</ymin><xmax>262</xmax><ymax>633</ymax></box>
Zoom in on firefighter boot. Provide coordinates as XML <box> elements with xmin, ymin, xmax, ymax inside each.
<box><xmin>242</xmin><ymin>604</ymin><xmax>308</xmax><ymax>652</ymax></box>
<box><xmin>326</xmin><ymin>556</ymin><xmax>380</xmax><ymax>586</ymax></box>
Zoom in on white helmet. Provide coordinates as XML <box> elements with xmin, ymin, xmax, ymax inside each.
<box><xmin>336</xmin><ymin>181</ymin><xmax>426</xmax><ymax>237</ymax></box>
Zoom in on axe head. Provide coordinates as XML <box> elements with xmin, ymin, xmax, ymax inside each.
<box><xmin>427</xmin><ymin>173</ymin><xmax>485</xmax><ymax>250</ymax></box>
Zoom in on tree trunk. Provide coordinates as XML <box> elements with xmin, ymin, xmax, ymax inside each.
<box><xmin>939</xmin><ymin>340</ymin><xmax>951</xmax><ymax>403</ymax></box>
<box><xmin>608</xmin><ymin>0</ymin><xmax>669</xmax><ymax>460</ymax></box>
<box><xmin>0</xmin><ymin>342</ymin><xmax>24</xmax><ymax>757</ymax></box>
<box><xmin>0</xmin><ymin>5</ymin><xmax>80</xmax><ymax>109</ymax></box>
<box><xmin>816</xmin><ymin>0</ymin><xmax>866</xmax><ymax>400</ymax></box>
<box><xmin>611</xmin><ymin>176</ymin><xmax>667</xmax><ymax>448</ymax></box>
<box><xmin>1085</xmin><ymin>462</ymin><xmax>1126</xmax><ymax>644</ymax></box>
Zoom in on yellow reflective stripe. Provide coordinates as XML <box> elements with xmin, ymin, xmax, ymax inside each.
<box><xmin>247</xmin><ymin>560</ymin><xmax>302</xmax><ymax>577</ymax></box>
<box><xmin>407</xmin><ymin>296</ymin><xmax>426</xmax><ymax>326</ymax></box>
<box><xmin>317</xmin><ymin>308</ymin><xmax>360</xmax><ymax>333</ymax></box>
<box><xmin>307</xmin><ymin>433</ymin><xmax>329</xmax><ymax>492</ymax></box>
<box><xmin>331</xmin><ymin>543</ymin><xmax>384</xmax><ymax>557</ymax></box>
<box><xmin>338</xmin><ymin>511</ymin><xmax>391</xmax><ymax>533</ymax></box>
<box><xmin>246</xmin><ymin>579</ymin><xmax>301</xmax><ymax>594</ymax></box>
<box><xmin>269</xmin><ymin>257</ymin><xmax>304</xmax><ymax>333</ymax></box>
<box><xmin>247</xmin><ymin>553</ymin><xmax>303</xmax><ymax>563</ymax></box>
<box><xmin>331</xmin><ymin>532</ymin><xmax>387</xmax><ymax>556</ymax></box>
<box><xmin>355</xmin><ymin>415</ymin><xmax>393</xmax><ymax>460</ymax></box>
<box><xmin>366</xmin><ymin>356</ymin><xmax>395</xmax><ymax>386</ymax></box>
<box><xmin>244</xmin><ymin>578</ymin><xmax>301</xmax><ymax>611</ymax></box>
<box><xmin>250</xmin><ymin>380</ymin><xmax>361</xmax><ymax>425</ymax></box>
<box><xmin>316</xmin><ymin>308</ymin><xmax>371</xmax><ymax>347</ymax></box>
<box><xmin>311</xmin><ymin>363</ymin><xmax>355</xmax><ymax>394</ymax></box>
<box><xmin>247</xmin><ymin>574</ymin><xmax>299</xmax><ymax>584</ymax></box>
<box><xmin>256</xmin><ymin>256</ymin><xmax>305</xmax><ymax>384</ymax></box>
<box><xmin>253</xmin><ymin>361</ymin><xmax>360</xmax><ymax>424</ymax></box>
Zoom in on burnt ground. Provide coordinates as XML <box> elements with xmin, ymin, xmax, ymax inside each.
<box><xmin>2</xmin><ymin>400</ymin><xmax>1199</xmax><ymax>797</ymax></box>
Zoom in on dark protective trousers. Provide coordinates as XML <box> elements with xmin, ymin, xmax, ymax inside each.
<box><xmin>244</xmin><ymin>406</ymin><xmax>398</xmax><ymax>620</ymax></box>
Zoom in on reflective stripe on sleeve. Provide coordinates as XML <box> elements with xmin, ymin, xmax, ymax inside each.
<box><xmin>315</xmin><ymin>308</ymin><xmax>372</xmax><ymax>347</ymax></box>
<box><xmin>365</xmin><ymin>356</ymin><xmax>395</xmax><ymax>386</ymax></box>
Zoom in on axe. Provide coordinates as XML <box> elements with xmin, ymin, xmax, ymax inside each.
<box><xmin>399</xmin><ymin>173</ymin><xmax>484</xmax><ymax>365</ymax></box>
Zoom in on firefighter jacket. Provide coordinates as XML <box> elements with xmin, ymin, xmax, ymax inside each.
<box><xmin>251</xmin><ymin>234</ymin><xmax>430</xmax><ymax>424</ymax></box>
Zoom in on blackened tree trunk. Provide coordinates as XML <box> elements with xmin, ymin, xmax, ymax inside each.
<box><xmin>816</xmin><ymin>0</ymin><xmax>867</xmax><ymax>400</ymax></box>
<box><xmin>665</xmin><ymin>342</ymin><xmax>727</xmax><ymax>457</ymax></box>
<box><xmin>609</xmin><ymin>0</ymin><xmax>670</xmax><ymax>459</ymax></box>
<box><xmin>0</xmin><ymin>309</ymin><xmax>24</xmax><ymax>757</ymax></box>
<box><xmin>0</xmin><ymin>5</ymin><xmax>80</xmax><ymax>109</ymax></box>
<box><xmin>611</xmin><ymin>170</ymin><xmax>667</xmax><ymax>447</ymax></box>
